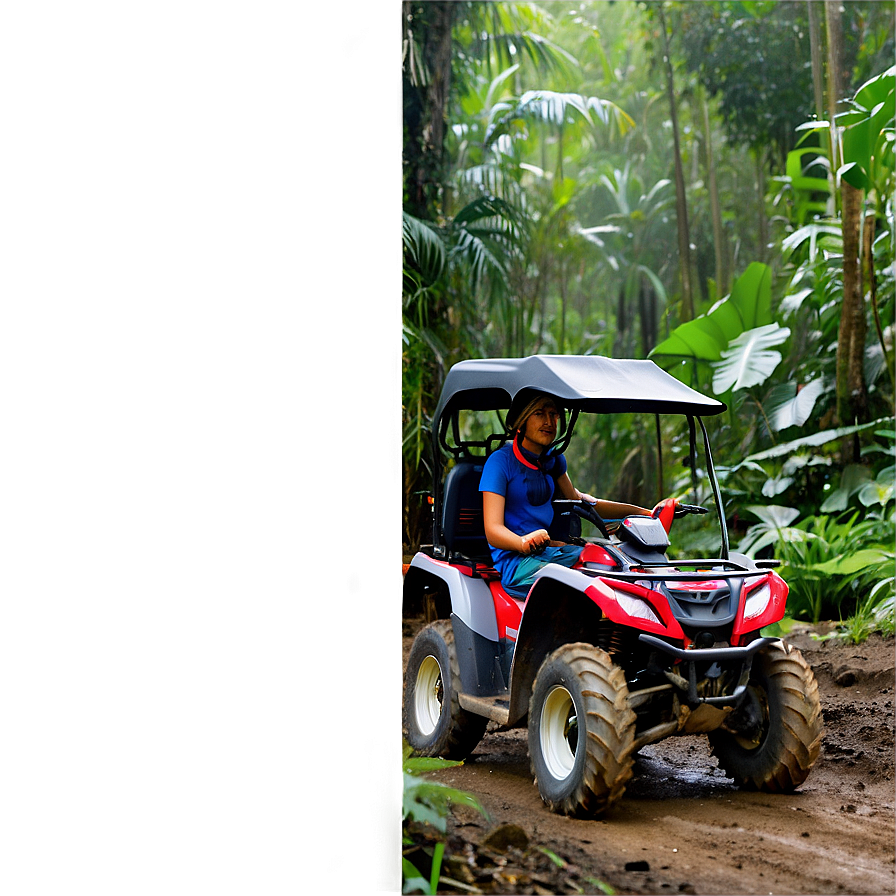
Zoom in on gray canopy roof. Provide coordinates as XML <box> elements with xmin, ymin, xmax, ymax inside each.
<box><xmin>433</xmin><ymin>355</ymin><xmax>726</xmax><ymax>425</ymax></box>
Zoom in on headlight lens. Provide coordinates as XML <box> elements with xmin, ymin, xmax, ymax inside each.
<box><xmin>744</xmin><ymin>583</ymin><xmax>772</xmax><ymax>620</ymax></box>
<box><xmin>614</xmin><ymin>591</ymin><xmax>661</xmax><ymax>625</ymax></box>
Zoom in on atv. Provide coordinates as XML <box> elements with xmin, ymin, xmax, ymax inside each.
<box><xmin>402</xmin><ymin>354</ymin><xmax>823</xmax><ymax>818</ymax></box>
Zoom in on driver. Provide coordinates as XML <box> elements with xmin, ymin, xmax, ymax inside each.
<box><xmin>479</xmin><ymin>391</ymin><xmax>650</xmax><ymax>599</ymax></box>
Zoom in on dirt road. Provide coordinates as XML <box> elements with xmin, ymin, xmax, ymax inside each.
<box><xmin>403</xmin><ymin>623</ymin><xmax>895</xmax><ymax>895</ymax></box>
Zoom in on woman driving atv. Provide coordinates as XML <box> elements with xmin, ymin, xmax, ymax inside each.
<box><xmin>479</xmin><ymin>391</ymin><xmax>650</xmax><ymax>599</ymax></box>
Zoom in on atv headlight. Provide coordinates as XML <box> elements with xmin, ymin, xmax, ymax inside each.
<box><xmin>614</xmin><ymin>591</ymin><xmax>661</xmax><ymax>625</ymax></box>
<box><xmin>743</xmin><ymin>583</ymin><xmax>772</xmax><ymax>621</ymax></box>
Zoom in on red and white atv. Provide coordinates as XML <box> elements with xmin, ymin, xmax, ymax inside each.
<box><xmin>403</xmin><ymin>355</ymin><xmax>823</xmax><ymax>818</ymax></box>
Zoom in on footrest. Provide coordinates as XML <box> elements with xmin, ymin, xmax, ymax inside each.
<box><xmin>458</xmin><ymin>693</ymin><xmax>511</xmax><ymax>725</ymax></box>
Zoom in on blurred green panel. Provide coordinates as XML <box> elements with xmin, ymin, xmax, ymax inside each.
<box><xmin>0</xmin><ymin>2</ymin><xmax>400</xmax><ymax>894</ymax></box>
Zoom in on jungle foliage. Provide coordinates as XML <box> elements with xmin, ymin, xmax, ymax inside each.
<box><xmin>401</xmin><ymin>1</ymin><xmax>895</xmax><ymax>636</ymax></box>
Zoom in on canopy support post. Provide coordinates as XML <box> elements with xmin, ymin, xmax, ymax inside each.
<box><xmin>698</xmin><ymin>416</ymin><xmax>729</xmax><ymax>559</ymax></box>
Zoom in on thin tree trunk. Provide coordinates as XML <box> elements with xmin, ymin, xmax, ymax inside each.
<box><xmin>657</xmin><ymin>4</ymin><xmax>694</xmax><ymax>320</ymax></box>
<box><xmin>559</xmin><ymin>261</ymin><xmax>567</xmax><ymax>355</ymax></box>
<box><xmin>701</xmin><ymin>87</ymin><xmax>727</xmax><ymax>294</ymax></box>
<box><xmin>615</xmin><ymin>283</ymin><xmax>628</xmax><ymax>358</ymax></box>
<box><xmin>807</xmin><ymin>2</ymin><xmax>826</xmax><ymax>121</ymax></box>
<box><xmin>639</xmin><ymin>280</ymin><xmax>658</xmax><ymax>358</ymax></box>
<box><xmin>825</xmin><ymin>1</ymin><xmax>844</xmax><ymax>189</ymax></box>
<box><xmin>807</xmin><ymin>1</ymin><xmax>835</xmax><ymax>208</ymax></box>
<box><xmin>422</xmin><ymin>2</ymin><xmax>455</xmax><ymax>215</ymax></box>
<box><xmin>836</xmin><ymin>181</ymin><xmax>869</xmax><ymax>438</ymax></box>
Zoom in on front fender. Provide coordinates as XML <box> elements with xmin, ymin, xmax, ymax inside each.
<box><xmin>505</xmin><ymin>565</ymin><xmax>684</xmax><ymax>724</ymax></box>
<box><xmin>526</xmin><ymin>565</ymin><xmax>684</xmax><ymax>638</ymax></box>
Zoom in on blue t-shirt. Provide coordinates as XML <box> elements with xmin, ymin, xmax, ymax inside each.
<box><xmin>479</xmin><ymin>443</ymin><xmax>567</xmax><ymax>582</ymax></box>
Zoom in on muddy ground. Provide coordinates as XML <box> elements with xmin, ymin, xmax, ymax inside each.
<box><xmin>402</xmin><ymin>619</ymin><xmax>895</xmax><ymax>896</ymax></box>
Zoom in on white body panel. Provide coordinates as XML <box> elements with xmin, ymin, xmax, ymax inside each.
<box><xmin>409</xmin><ymin>553</ymin><xmax>499</xmax><ymax>641</ymax></box>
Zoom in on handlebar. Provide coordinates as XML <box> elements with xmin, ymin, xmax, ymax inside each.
<box><xmin>552</xmin><ymin>499</ymin><xmax>611</xmax><ymax>538</ymax></box>
<box><xmin>674</xmin><ymin>503</ymin><xmax>709</xmax><ymax>517</ymax></box>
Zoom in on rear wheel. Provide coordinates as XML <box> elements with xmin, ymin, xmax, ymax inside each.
<box><xmin>403</xmin><ymin>620</ymin><xmax>488</xmax><ymax>760</ymax></box>
<box><xmin>710</xmin><ymin>641</ymin><xmax>823</xmax><ymax>791</ymax></box>
<box><xmin>528</xmin><ymin>643</ymin><xmax>636</xmax><ymax>817</ymax></box>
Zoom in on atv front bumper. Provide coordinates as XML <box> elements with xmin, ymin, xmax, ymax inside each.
<box><xmin>638</xmin><ymin>634</ymin><xmax>780</xmax><ymax>706</ymax></box>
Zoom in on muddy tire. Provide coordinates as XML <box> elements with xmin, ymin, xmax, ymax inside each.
<box><xmin>710</xmin><ymin>640</ymin><xmax>823</xmax><ymax>792</ymax></box>
<box><xmin>403</xmin><ymin>620</ymin><xmax>488</xmax><ymax>760</ymax></box>
<box><xmin>528</xmin><ymin>642</ymin><xmax>636</xmax><ymax>818</ymax></box>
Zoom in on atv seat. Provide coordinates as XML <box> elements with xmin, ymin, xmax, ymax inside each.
<box><xmin>441</xmin><ymin>454</ymin><xmax>579</xmax><ymax>562</ymax></box>
<box><xmin>441</xmin><ymin>458</ymin><xmax>491</xmax><ymax>560</ymax></box>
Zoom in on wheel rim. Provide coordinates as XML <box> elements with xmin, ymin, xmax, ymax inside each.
<box><xmin>414</xmin><ymin>655</ymin><xmax>444</xmax><ymax>736</ymax></box>
<box><xmin>540</xmin><ymin>685</ymin><xmax>578</xmax><ymax>780</ymax></box>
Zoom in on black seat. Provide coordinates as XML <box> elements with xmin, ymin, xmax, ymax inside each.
<box><xmin>441</xmin><ymin>459</ymin><xmax>491</xmax><ymax>559</ymax></box>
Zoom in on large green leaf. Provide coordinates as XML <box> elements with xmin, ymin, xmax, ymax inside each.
<box><xmin>838</xmin><ymin>66</ymin><xmax>895</xmax><ymax>191</ymax></box>
<box><xmin>711</xmin><ymin>323</ymin><xmax>790</xmax><ymax>393</ymax></box>
<box><xmin>485</xmin><ymin>89</ymin><xmax>635</xmax><ymax>145</ymax></box>
<box><xmin>403</xmin><ymin>213</ymin><xmax>446</xmax><ymax>286</ymax></box>
<box><xmin>768</xmin><ymin>378</ymin><xmax>826</xmax><ymax>431</ymax></box>
<box><xmin>820</xmin><ymin>464</ymin><xmax>873</xmax><ymax>512</ymax></box>
<box><xmin>729</xmin><ymin>417</ymin><xmax>893</xmax><ymax>473</ymax></box>
<box><xmin>810</xmin><ymin>549</ymin><xmax>892</xmax><ymax>577</ymax></box>
<box><xmin>650</xmin><ymin>262</ymin><xmax>772</xmax><ymax>363</ymax></box>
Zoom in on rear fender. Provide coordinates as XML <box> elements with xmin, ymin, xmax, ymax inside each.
<box><xmin>404</xmin><ymin>553</ymin><xmax>498</xmax><ymax>640</ymax></box>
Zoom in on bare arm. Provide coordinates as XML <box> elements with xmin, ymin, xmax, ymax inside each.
<box><xmin>555</xmin><ymin>473</ymin><xmax>650</xmax><ymax>517</ymax></box>
<box><xmin>482</xmin><ymin>491</ymin><xmax>550</xmax><ymax>555</ymax></box>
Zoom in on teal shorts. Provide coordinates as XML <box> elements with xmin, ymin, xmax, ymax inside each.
<box><xmin>502</xmin><ymin>544</ymin><xmax>584</xmax><ymax>598</ymax></box>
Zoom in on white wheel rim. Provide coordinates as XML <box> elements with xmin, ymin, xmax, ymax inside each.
<box><xmin>414</xmin><ymin>655</ymin><xmax>443</xmax><ymax>736</ymax></box>
<box><xmin>540</xmin><ymin>685</ymin><xmax>577</xmax><ymax>780</ymax></box>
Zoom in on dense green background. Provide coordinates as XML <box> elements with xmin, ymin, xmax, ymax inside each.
<box><xmin>0</xmin><ymin>6</ymin><xmax>407</xmax><ymax>891</ymax></box>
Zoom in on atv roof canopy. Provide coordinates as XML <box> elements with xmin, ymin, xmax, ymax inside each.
<box><xmin>430</xmin><ymin>355</ymin><xmax>731</xmax><ymax>558</ymax></box>
<box><xmin>432</xmin><ymin>355</ymin><xmax>726</xmax><ymax>425</ymax></box>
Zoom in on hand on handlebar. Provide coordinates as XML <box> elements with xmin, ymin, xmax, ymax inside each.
<box><xmin>652</xmin><ymin>498</ymin><xmax>710</xmax><ymax>533</ymax></box>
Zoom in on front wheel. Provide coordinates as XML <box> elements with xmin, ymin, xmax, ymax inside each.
<box><xmin>709</xmin><ymin>641</ymin><xmax>823</xmax><ymax>792</ymax></box>
<box><xmin>528</xmin><ymin>643</ymin><xmax>636</xmax><ymax>818</ymax></box>
<box><xmin>403</xmin><ymin>620</ymin><xmax>488</xmax><ymax>760</ymax></box>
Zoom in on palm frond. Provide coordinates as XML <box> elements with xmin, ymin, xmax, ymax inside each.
<box><xmin>403</xmin><ymin>212</ymin><xmax>446</xmax><ymax>287</ymax></box>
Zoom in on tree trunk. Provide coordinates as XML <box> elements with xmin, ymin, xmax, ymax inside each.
<box><xmin>615</xmin><ymin>283</ymin><xmax>629</xmax><ymax>358</ymax></box>
<box><xmin>657</xmin><ymin>4</ymin><xmax>694</xmax><ymax>321</ymax></box>
<box><xmin>559</xmin><ymin>261</ymin><xmax>567</xmax><ymax>355</ymax></box>
<box><xmin>836</xmin><ymin>181</ymin><xmax>869</xmax><ymax>443</ymax></box>
<box><xmin>825</xmin><ymin>1</ymin><xmax>844</xmax><ymax>181</ymax></box>
<box><xmin>701</xmin><ymin>87</ymin><xmax>727</xmax><ymax>295</ymax></box>
<box><xmin>807</xmin><ymin>2</ymin><xmax>826</xmax><ymax>122</ymax></box>
<box><xmin>422</xmin><ymin>2</ymin><xmax>455</xmax><ymax>216</ymax></box>
<box><xmin>806</xmin><ymin>0</ymin><xmax>837</xmax><ymax>217</ymax></box>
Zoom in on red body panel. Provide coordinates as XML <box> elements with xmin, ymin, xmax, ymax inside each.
<box><xmin>731</xmin><ymin>571</ymin><xmax>789</xmax><ymax>642</ymax></box>
<box><xmin>652</xmin><ymin>498</ymin><xmax>677</xmax><ymax>533</ymax></box>
<box><xmin>577</xmin><ymin>543</ymin><xmax>618</xmax><ymax>567</ymax></box>
<box><xmin>584</xmin><ymin>576</ymin><xmax>686</xmax><ymax>639</ymax></box>
<box><xmin>489</xmin><ymin>582</ymin><xmax>524</xmax><ymax>640</ymax></box>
